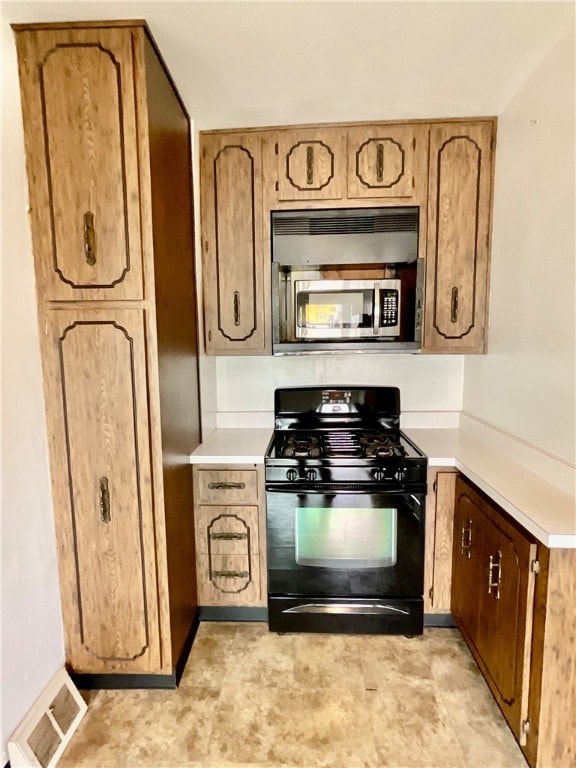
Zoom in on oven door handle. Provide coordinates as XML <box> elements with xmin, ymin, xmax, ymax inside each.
<box><xmin>265</xmin><ymin>484</ymin><xmax>426</xmax><ymax>495</ymax></box>
<box><xmin>283</xmin><ymin>603</ymin><xmax>410</xmax><ymax>616</ymax></box>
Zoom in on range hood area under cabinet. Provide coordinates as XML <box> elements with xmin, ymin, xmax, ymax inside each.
<box><xmin>199</xmin><ymin>119</ymin><xmax>495</xmax><ymax>355</ymax></box>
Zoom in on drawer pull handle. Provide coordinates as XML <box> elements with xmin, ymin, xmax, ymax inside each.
<box><xmin>460</xmin><ymin>518</ymin><xmax>472</xmax><ymax>558</ymax></box>
<box><xmin>306</xmin><ymin>145</ymin><xmax>314</xmax><ymax>185</ymax></box>
<box><xmin>488</xmin><ymin>551</ymin><xmax>502</xmax><ymax>599</ymax></box>
<box><xmin>83</xmin><ymin>211</ymin><xmax>97</xmax><ymax>266</ymax></box>
<box><xmin>451</xmin><ymin>286</ymin><xmax>459</xmax><ymax>323</ymax></box>
<box><xmin>233</xmin><ymin>291</ymin><xmax>240</xmax><ymax>326</ymax></box>
<box><xmin>212</xmin><ymin>570</ymin><xmax>249</xmax><ymax>579</ymax></box>
<box><xmin>210</xmin><ymin>532</ymin><xmax>248</xmax><ymax>541</ymax></box>
<box><xmin>99</xmin><ymin>476</ymin><xmax>111</xmax><ymax>524</ymax></box>
<box><xmin>376</xmin><ymin>143</ymin><xmax>384</xmax><ymax>182</ymax></box>
<box><xmin>207</xmin><ymin>482</ymin><xmax>246</xmax><ymax>490</ymax></box>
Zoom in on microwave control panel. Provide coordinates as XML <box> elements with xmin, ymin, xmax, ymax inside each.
<box><xmin>381</xmin><ymin>289</ymin><xmax>399</xmax><ymax>327</ymax></box>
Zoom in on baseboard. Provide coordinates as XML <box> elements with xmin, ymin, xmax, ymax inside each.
<box><xmin>424</xmin><ymin>613</ymin><xmax>456</xmax><ymax>627</ymax></box>
<box><xmin>70</xmin><ymin>672</ymin><xmax>177</xmax><ymax>690</ymax></box>
<box><xmin>174</xmin><ymin>609</ymin><xmax>200</xmax><ymax>686</ymax></box>
<box><xmin>199</xmin><ymin>606</ymin><xmax>269</xmax><ymax>622</ymax></box>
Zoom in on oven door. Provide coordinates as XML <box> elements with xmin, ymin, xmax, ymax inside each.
<box><xmin>266</xmin><ymin>485</ymin><xmax>425</xmax><ymax>634</ymax></box>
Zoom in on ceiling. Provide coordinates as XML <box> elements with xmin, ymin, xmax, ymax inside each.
<box><xmin>3</xmin><ymin>1</ymin><xmax>574</xmax><ymax>129</ymax></box>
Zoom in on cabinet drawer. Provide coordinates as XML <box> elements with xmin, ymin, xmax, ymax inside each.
<box><xmin>196</xmin><ymin>554</ymin><xmax>261</xmax><ymax>606</ymax></box>
<box><xmin>195</xmin><ymin>505</ymin><xmax>259</xmax><ymax>555</ymax></box>
<box><xmin>195</xmin><ymin>469</ymin><xmax>259</xmax><ymax>504</ymax></box>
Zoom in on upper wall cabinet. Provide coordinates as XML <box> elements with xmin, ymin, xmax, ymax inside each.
<box><xmin>423</xmin><ymin>122</ymin><xmax>495</xmax><ymax>353</ymax></box>
<box><xmin>16</xmin><ymin>28</ymin><xmax>143</xmax><ymax>301</ymax></box>
<box><xmin>347</xmin><ymin>125</ymin><xmax>417</xmax><ymax>199</ymax></box>
<box><xmin>200</xmin><ymin>132</ymin><xmax>268</xmax><ymax>353</ymax></box>
<box><xmin>276</xmin><ymin>127</ymin><xmax>346</xmax><ymax>201</ymax></box>
<box><xmin>199</xmin><ymin>118</ymin><xmax>496</xmax><ymax>356</ymax></box>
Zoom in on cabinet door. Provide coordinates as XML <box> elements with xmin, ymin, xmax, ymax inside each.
<box><xmin>477</xmin><ymin>513</ymin><xmax>537</xmax><ymax>739</ymax></box>
<box><xmin>45</xmin><ymin>308</ymin><xmax>161</xmax><ymax>672</ymax></box>
<box><xmin>347</xmin><ymin>125</ymin><xmax>416</xmax><ymax>199</ymax></box>
<box><xmin>195</xmin><ymin>506</ymin><xmax>262</xmax><ymax>606</ymax></box>
<box><xmin>424</xmin><ymin>122</ymin><xmax>494</xmax><ymax>352</ymax></box>
<box><xmin>451</xmin><ymin>479</ymin><xmax>485</xmax><ymax>642</ymax></box>
<box><xmin>200</xmin><ymin>133</ymin><xmax>267</xmax><ymax>352</ymax></box>
<box><xmin>15</xmin><ymin>28</ymin><xmax>143</xmax><ymax>301</ymax></box>
<box><xmin>277</xmin><ymin>128</ymin><xmax>346</xmax><ymax>201</ymax></box>
<box><xmin>425</xmin><ymin>470</ymin><xmax>456</xmax><ymax>613</ymax></box>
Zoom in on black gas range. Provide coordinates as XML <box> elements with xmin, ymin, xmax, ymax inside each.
<box><xmin>265</xmin><ymin>386</ymin><xmax>428</xmax><ymax>635</ymax></box>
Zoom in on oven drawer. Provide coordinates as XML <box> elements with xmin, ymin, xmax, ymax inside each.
<box><xmin>196</xmin><ymin>553</ymin><xmax>262</xmax><ymax>605</ymax></box>
<box><xmin>195</xmin><ymin>505</ymin><xmax>260</xmax><ymax>555</ymax></box>
<box><xmin>195</xmin><ymin>469</ymin><xmax>259</xmax><ymax>504</ymax></box>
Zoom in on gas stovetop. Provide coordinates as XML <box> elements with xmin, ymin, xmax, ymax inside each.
<box><xmin>265</xmin><ymin>386</ymin><xmax>427</xmax><ymax>488</ymax></box>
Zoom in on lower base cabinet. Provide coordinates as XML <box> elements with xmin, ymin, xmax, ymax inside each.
<box><xmin>451</xmin><ymin>474</ymin><xmax>576</xmax><ymax>768</ymax></box>
<box><xmin>192</xmin><ymin>465</ymin><xmax>267</xmax><ymax>607</ymax></box>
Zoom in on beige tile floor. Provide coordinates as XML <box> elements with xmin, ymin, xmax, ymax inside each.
<box><xmin>59</xmin><ymin>622</ymin><xmax>528</xmax><ymax>768</ymax></box>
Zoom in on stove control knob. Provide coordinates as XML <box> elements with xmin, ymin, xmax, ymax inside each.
<box><xmin>372</xmin><ymin>468</ymin><xmax>386</xmax><ymax>482</ymax></box>
<box><xmin>395</xmin><ymin>468</ymin><xmax>406</xmax><ymax>482</ymax></box>
<box><xmin>286</xmin><ymin>468</ymin><xmax>298</xmax><ymax>482</ymax></box>
<box><xmin>305</xmin><ymin>468</ymin><xmax>318</xmax><ymax>482</ymax></box>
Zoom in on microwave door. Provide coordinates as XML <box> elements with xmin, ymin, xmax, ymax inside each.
<box><xmin>295</xmin><ymin>280</ymin><xmax>376</xmax><ymax>340</ymax></box>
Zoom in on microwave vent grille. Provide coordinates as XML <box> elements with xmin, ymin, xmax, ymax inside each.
<box><xmin>273</xmin><ymin>209</ymin><xmax>418</xmax><ymax>237</ymax></box>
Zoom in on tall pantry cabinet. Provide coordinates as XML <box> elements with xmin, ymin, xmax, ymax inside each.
<box><xmin>12</xmin><ymin>21</ymin><xmax>201</xmax><ymax>684</ymax></box>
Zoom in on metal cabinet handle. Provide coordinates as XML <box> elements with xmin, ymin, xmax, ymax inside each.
<box><xmin>488</xmin><ymin>551</ymin><xmax>502</xmax><ymax>599</ymax></box>
<box><xmin>209</xmin><ymin>531</ymin><xmax>248</xmax><ymax>541</ymax></box>
<box><xmin>233</xmin><ymin>291</ymin><xmax>240</xmax><ymax>326</ymax></box>
<box><xmin>306</xmin><ymin>145</ymin><xmax>314</xmax><ymax>185</ymax></box>
<box><xmin>460</xmin><ymin>518</ymin><xmax>472</xmax><ymax>558</ymax></box>
<box><xmin>207</xmin><ymin>481</ymin><xmax>246</xmax><ymax>490</ymax></box>
<box><xmin>376</xmin><ymin>143</ymin><xmax>384</xmax><ymax>182</ymax></box>
<box><xmin>451</xmin><ymin>286</ymin><xmax>459</xmax><ymax>323</ymax></box>
<box><xmin>211</xmin><ymin>570</ymin><xmax>249</xmax><ymax>579</ymax></box>
<box><xmin>83</xmin><ymin>211</ymin><xmax>97</xmax><ymax>266</ymax></box>
<box><xmin>99</xmin><ymin>476</ymin><xmax>111</xmax><ymax>524</ymax></box>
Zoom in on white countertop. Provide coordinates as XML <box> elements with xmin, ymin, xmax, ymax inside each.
<box><xmin>190</xmin><ymin>427</ymin><xmax>576</xmax><ymax>549</ymax></box>
<box><xmin>190</xmin><ymin>429</ymin><xmax>272</xmax><ymax>464</ymax></box>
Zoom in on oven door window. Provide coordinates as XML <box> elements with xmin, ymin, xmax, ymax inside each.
<box><xmin>296</xmin><ymin>506</ymin><xmax>396</xmax><ymax>568</ymax></box>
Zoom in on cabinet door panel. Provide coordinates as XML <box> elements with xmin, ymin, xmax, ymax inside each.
<box><xmin>200</xmin><ymin>134</ymin><xmax>266</xmax><ymax>352</ymax></box>
<box><xmin>196</xmin><ymin>554</ymin><xmax>261</xmax><ymax>605</ymax></box>
<box><xmin>46</xmin><ymin>309</ymin><xmax>160</xmax><ymax>672</ymax></box>
<box><xmin>16</xmin><ymin>29</ymin><xmax>143</xmax><ymax>301</ymax></box>
<box><xmin>196</xmin><ymin>506</ymin><xmax>260</xmax><ymax>555</ymax></box>
<box><xmin>424</xmin><ymin>122</ymin><xmax>494</xmax><ymax>352</ymax></box>
<box><xmin>277</xmin><ymin>128</ymin><xmax>345</xmax><ymax>201</ymax></box>
<box><xmin>477</xmin><ymin>513</ymin><xmax>536</xmax><ymax>737</ymax></box>
<box><xmin>451</xmin><ymin>484</ymin><xmax>484</xmax><ymax>641</ymax></box>
<box><xmin>347</xmin><ymin>125</ymin><xmax>415</xmax><ymax>198</ymax></box>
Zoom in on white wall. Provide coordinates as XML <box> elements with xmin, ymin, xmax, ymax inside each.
<box><xmin>215</xmin><ymin>354</ymin><xmax>464</xmax><ymax>427</ymax></box>
<box><xmin>1</xmin><ymin>22</ymin><xmax>65</xmax><ymax>762</ymax></box>
<box><xmin>463</xmin><ymin>29</ymin><xmax>576</xmax><ymax>467</ymax></box>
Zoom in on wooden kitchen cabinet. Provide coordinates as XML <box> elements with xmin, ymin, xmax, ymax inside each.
<box><xmin>424</xmin><ymin>121</ymin><xmax>495</xmax><ymax>353</ymax></box>
<box><xmin>424</xmin><ymin>468</ymin><xmax>457</xmax><ymax>615</ymax></box>
<box><xmin>276</xmin><ymin>127</ymin><xmax>346</xmax><ymax>201</ymax></box>
<box><xmin>451</xmin><ymin>475</ymin><xmax>537</xmax><ymax>746</ymax></box>
<box><xmin>200</xmin><ymin>132</ymin><xmax>269</xmax><ymax>353</ymax></box>
<box><xmin>15</xmin><ymin>26</ymin><xmax>144</xmax><ymax>302</ymax></box>
<box><xmin>193</xmin><ymin>465</ymin><xmax>267</xmax><ymax>607</ymax></box>
<box><xmin>347</xmin><ymin>124</ymin><xmax>418</xmax><ymax>199</ymax></box>
<box><xmin>14</xmin><ymin>21</ymin><xmax>201</xmax><ymax>683</ymax></box>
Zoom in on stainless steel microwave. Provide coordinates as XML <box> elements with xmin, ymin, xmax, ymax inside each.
<box><xmin>271</xmin><ymin>206</ymin><xmax>423</xmax><ymax>354</ymax></box>
<box><xmin>294</xmin><ymin>279</ymin><xmax>401</xmax><ymax>339</ymax></box>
